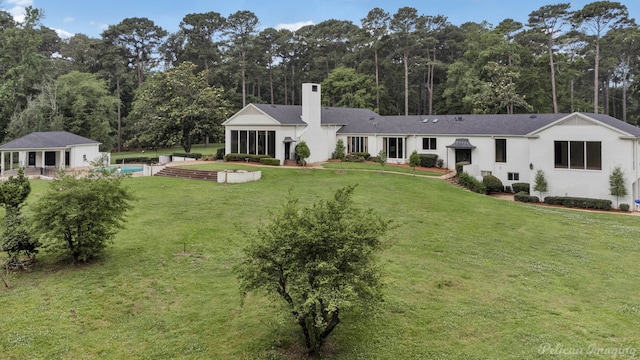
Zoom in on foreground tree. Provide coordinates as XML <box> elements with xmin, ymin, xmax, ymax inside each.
<box><xmin>609</xmin><ymin>165</ymin><xmax>627</xmax><ymax>208</ymax></box>
<box><xmin>32</xmin><ymin>169</ymin><xmax>134</xmax><ymax>263</ymax></box>
<box><xmin>236</xmin><ymin>185</ymin><xmax>390</xmax><ymax>355</ymax></box>
<box><xmin>0</xmin><ymin>169</ymin><xmax>40</xmax><ymax>267</ymax></box>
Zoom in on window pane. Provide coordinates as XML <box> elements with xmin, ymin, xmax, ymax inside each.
<box><xmin>364</xmin><ymin>137</ymin><xmax>368</xmax><ymax>153</ymax></box>
<box><xmin>554</xmin><ymin>141</ymin><xmax>568</xmax><ymax>168</ymax></box>
<box><xmin>389</xmin><ymin>138</ymin><xmax>397</xmax><ymax>158</ymax></box>
<box><xmin>586</xmin><ymin>141</ymin><xmax>602</xmax><ymax>170</ymax></box>
<box><xmin>257</xmin><ymin>131</ymin><xmax>266</xmax><ymax>155</ymax></box>
<box><xmin>398</xmin><ymin>138</ymin><xmax>403</xmax><ymax>158</ymax></box>
<box><xmin>422</xmin><ymin>138</ymin><xmax>428</xmax><ymax>150</ymax></box>
<box><xmin>239</xmin><ymin>131</ymin><xmax>248</xmax><ymax>154</ymax></box>
<box><xmin>495</xmin><ymin>139</ymin><xmax>506</xmax><ymax>163</ymax></box>
<box><xmin>249</xmin><ymin>131</ymin><xmax>257</xmax><ymax>154</ymax></box>
<box><xmin>431</xmin><ymin>138</ymin><xmax>437</xmax><ymax>150</ymax></box>
<box><xmin>570</xmin><ymin>141</ymin><xmax>584</xmax><ymax>169</ymax></box>
<box><xmin>267</xmin><ymin>131</ymin><xmax>276</xmax><ymax>157</ymax></box>
<box><xmin>231</xmin><ymin>131</ymin><xmax>238</xmax><ymax>153</ymax></box>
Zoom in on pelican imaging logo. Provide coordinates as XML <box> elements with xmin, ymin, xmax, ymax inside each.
<box><xmin>538</xmin><ymin>343</ymin><xmax>637</xmax><ymax>358</ymax></box>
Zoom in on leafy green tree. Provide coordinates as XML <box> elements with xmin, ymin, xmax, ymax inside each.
<box><xmin>409</xmin><ymin>150</ymin><xmax>420</xmax><ymax>176</ymax></box>
<box><xmin>572</xmin><ymin>1</ymin><xmax>630</xmax><ymax>113</ymax></box>
<box><xmin>321</xmin><ymin>67</ymin><xmax>376</xmax><ymax>110</ymax></box>
<box><xmin>361</xmin><ymin>8</ymin><xmax>390</xmax><ymax>111</ymax></box>
<box><xmin>31</xmin><ymin>170</ymin><xmax>134</xmax><ymax>264</ymax></box>
<box><xmin>0</xmin><ymin>169</ymin><xmax>40</xmax><ymax>266</ymax></box>
<box><xmin>533</xmin><ymin>169</ymin><xmax>548</xmax><ymax>198</ymax></box>
<box><xmin>179</xmin><ymin>12</ymin><xmax>226</xmax><ymax>72</ymax></box>
<box><xmin>128</xmin><ymin>62</ymin><xmax>231</xmax><ymax>152</ymax></box>
<box><xmin>295</xmin><ymin>141</ymin><xmax>310</xmax><ymax>166</ymax></box>
<box><xmin>226</xmin><ymin>10</ymin><xmax>259</xmax><ymax>107</ymax></box>
<box><xmin>527</xmin><ymin>4</ymin><xmax>571</xmax><ymax>114</ymax></box>
<box><xmin>390</xmin><ymin>7</ymin><xmax>420</xmax><ymax>116</ymax></box>
<box><xmin>236</xmin><ymin>185</ymin><xmax>390</xmax><ymax>355</ymax></box>
<box><xmin>102</xmin><ymin>17</ymin><xmax>167</xmax><ymax>87</ymax></box>
<box><xmin>609</xmin><ymin>165</ymin><xmax>627</xmax><ymax>208</ymax></box>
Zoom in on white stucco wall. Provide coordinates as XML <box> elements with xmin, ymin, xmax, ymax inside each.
<box><xmin>529</xmin><ymin>120</ymin><xmax>638</xmax><ymax>205</ymax></box>
<box><xmin>70</xmin><ymin>144</ymin><xmax>101</xmax><ymax>168</ymax></box>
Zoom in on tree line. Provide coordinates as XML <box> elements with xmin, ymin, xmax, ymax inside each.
<box><xmin>0</xmin><ymin>2</ymin><xmax>638</xmax><ymax>152</ymax></box>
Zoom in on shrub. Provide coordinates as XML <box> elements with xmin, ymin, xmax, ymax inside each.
<box><xmin>458</xmin><ymin>172</ymin><xmax>487</xmax><ymax>194</ymax></box>
<box><xmin>345</xmin><ymin>154</ymin><xmax>366</xmax><ymax>162</ymax></box>
<box><xmin>544</xmin><ymin>196</ymin><xmax>612</xmax><ymax>210</ymax></box>
<box><xmin>352</xmin><ymin>152</ymin><xmax>371</xmax><ymax>160</ymax></box>
<box><xmin>436</xmin><ymin>159</ymin><xmax>444</xmax><ymax>168</ymax></box>
<box><xmin>483</xmin><ymin>174</ymin><xmax>504</xmax><ymax>194</ymax></box>
<box><xmin>514</xmin><ymin>191</ymin><xmax>539</xmax><ymax>203</ymax></box>
<box><xmin>224</xmin><ymin>153</ymin><xmax>271</xmax><ymax>163</ymax></box>
<box><xmin>620</xmin><ymin>203</ymin><xmax>630</xmax><ymax>212</ymax></box>
<box><xmin>120</xmin><ymin>157</ymin><xmax>159</xmax><ymax>164</ymax></box>
<box><xmin>512</xmin><ymin>182</ymin><xmax>530</xmax><ymax>194</ymax></box>
<box><xmin>216</xmin><ymin>148</ymin><xmax>225</xmax><ymax>160</ymax></box>
<box><xmin>332</xmin><ymin>139</ymin><xmax>346</xmax><ymax>160</ymax></box>
<box><xmin>172</xmin><ymin>152</ymin><xmax>202</xmax><ymax>159</ymax></box>
<box><xmin>455</xmin><ymin>161</ymin><xmax>470</xmax><ymax>176</ymax></box>
<box><xmin>419</xmin><ymin>154</ymin><xmax>438</xmax><ymax>168</ymax></box>
<box><xmin>259</xmin><ymin>157</ymin><xmax>280</xmax><ymax>166</ymax></box>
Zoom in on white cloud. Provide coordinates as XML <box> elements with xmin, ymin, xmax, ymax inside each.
<box><xmin>53</xmin><ymin>27</ymin><xmax>73</xmax><ymax>39</ymax></box>
<box><xmin>6</xmin><ymin>0</ymin><xmax>33</xmax><ymax>23</ymax></box>
<box><xmin>275</xmin><ymin>20</ymin><xmax>314</xmax><ymax>31</ymax></box>
<box><xmin>63</xmin><ymin>16</ymin><xmax>74</xmax><ymax>23</ymax></box>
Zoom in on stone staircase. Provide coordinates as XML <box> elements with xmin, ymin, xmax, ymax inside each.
<box><xmin>154</xmin><ymin>167</ymin><xmax>218</xmax><ymax>181</ymax></box>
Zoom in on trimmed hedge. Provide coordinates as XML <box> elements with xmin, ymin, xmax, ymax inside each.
<box><xmin>436</xmin><ymin>159</ymin><xmax>444</xmax><ymax>168</ymax></box>
<box><xmin>514</xmin><ymin>191</ymin><xmax>539</xmax><ymax>203</ymax></box>
<box><xmin>173</xmin><ymin>152</ymin><xmax>202</xmax><ymax>159</ymax></box>
<box><xmin>620</xmin><ymin>203</ymin><xmax>630</xmax><ymax>212</ymax></box>
<box><xmin>483</xmin><ymin>174</ymin><xmax>504</xmax><ymax>194</ymax></box>
<box><xmin>119</xmin><ymin>157</ymin><xmax>159</xmax><ymax>164</ymax></box>
<box><xmin>512</xmin><ymin>182</ymin><xmax>530</xmax><ymax>194</ymax></box>
<box><xmin>224</xmin><ymin>153</ymin><xmax>271</xmax><ymax>163</ymax></box>
<box><xmin>455</xmin><ymin>161</ymin><xmax>470</xmax><ymax>176</ymax></box>
<box><xmin>544</xmin><ymin>196</ymin><xmax>612</xmax><ymax>210</ymax></box>
<box><xmin>259</xmin><ymin>157</ymin><xmax>280</xmax><ymax>166</ymax></box>
<box><xmin>419</xmin><ymin>154</ymin><xmax>438</xmax><ymax>168</ymax></box>
<box><xmin>458</xmin><ymin>172</ymin><xmax>487</xmax><ymax>194</ymax></box>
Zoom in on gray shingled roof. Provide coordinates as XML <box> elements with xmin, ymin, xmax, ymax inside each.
<box><xmin>338</xmin><ymin>113</ymin><xmax>640</xmax><ymax>137</ymax></box>
<box><xmin>253</xmin><ymin>103</ymin><xmax>378</xmax><ymax>126</ymax></box>
<box><xmin>247</xmin><ymin>104</ymin><xmax>640</xmax><ymax>138</ymax></box>
<box><xmin>0</xmin><ymin>131</ymin><xmax>100</xmax><ymax>150</ymax></box>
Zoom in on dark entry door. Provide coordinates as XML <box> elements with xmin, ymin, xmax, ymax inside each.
<box><xmin>28</xmin><ymin>152</ymin><xmax>36</xmax><ymax>166</ymax></box>
<box><xmin>455</xmin><ymin>149</ymin><xmax>472</xmax><ymax>164</ymax></box>
<box><xmin>284</xmin><ymin>142</ymin><xmax>291</xmax><ymax>160</ymax></box>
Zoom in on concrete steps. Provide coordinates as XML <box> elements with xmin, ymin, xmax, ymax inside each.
<box><xmin>154</xmin><ymin>167</ymin><xmax>218</xmax><ymax>181</ymax></box>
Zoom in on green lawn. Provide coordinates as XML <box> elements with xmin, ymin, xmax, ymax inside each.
<box><xmin>2</xmin><ymin>167</ymin><xmax>640</xmax><ymax>359</ymax></box>
<box><xmin>110</xmin><ymin>143</ymin><xmax>224</xmax><ymax>163</ymax></box>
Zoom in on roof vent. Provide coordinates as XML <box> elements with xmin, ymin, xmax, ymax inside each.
<box><xmin>530</xmin><ymin>115</ymin><xmax>537</xmax><ymax>119</ymax></box>
<box><xmin>454</xmin><ymin>116</ymin><xmax>463</xmax><ymax>121</ymax></box>
<box><xmin>422</xmin><ymin>118</ymin><xmax>429</xmax><ymax>123</ymax></box>
<box><xmin>433</xmin><ymin>119</ymin><xmax>439</xmax><ymax>123</ymax></box>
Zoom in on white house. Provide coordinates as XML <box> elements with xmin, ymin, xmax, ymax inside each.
<box><xmin>0</xmin><ymin>131</ymin><xmax>103</xmax><ymax>176</ymax></box>
<box><xmin>224</xmin><ymin>83</ymin><xmax>640</xmax><ymax>205</ymax></box>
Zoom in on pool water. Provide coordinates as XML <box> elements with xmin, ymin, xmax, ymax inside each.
<box><xmin>104</xmin><ymin>165</ymin><xmax>144</xmax><ymax>173</ymax></box>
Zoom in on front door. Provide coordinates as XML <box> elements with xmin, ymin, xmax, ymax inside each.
<box><xmin>284</xmin><ymin>142</ymin><xmax>291</xmax><ymax>160</ymax></box>
<box><xmin>455</xmin><ymin>149</ymin><xmax>472</xmax><ymax>164</ymax></box>
<box><xmin>28</xmin><ymin>152</ymin><xmax>36</xmax><ymax>166</ymax></box>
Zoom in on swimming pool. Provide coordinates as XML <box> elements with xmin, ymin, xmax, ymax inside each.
<box><xmin>103</xmin><ymin>165</ymin><xmax>144</xmax><ymax>174</ymax></box>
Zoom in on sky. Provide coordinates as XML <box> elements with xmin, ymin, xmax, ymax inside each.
<box><xmin>3</xmin><ymin>0</ymin><xmax>640</xmax><ymax>39</ymax></box>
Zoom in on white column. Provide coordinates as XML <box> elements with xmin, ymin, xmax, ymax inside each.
<box><xmin>9</xmin><ymin>152</ymin><xmax>13</xmax><ymax>171</ymax></box>
<box><xmin>60</xmin><ymin>149</ymin><xmax>65</xmax><ymax>170</ymax></box>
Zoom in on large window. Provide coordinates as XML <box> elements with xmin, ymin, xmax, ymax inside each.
<box><xmin>422</xmin><ymin>137</ymin><xmax>437</xmax><ymax>150</ymax></box>
<box><xmin>495</xmin><ymin>139</ymin><xmax>506</xmax><ymax>163</ymax></box>
<box><xmin>383</xmin><ymin>137</ymin><xmax>404</xmax><ymax>159</ymax></box>
<box><xmin>554</xmin><ymin>141</ymin><xmax>601</xmax><ymax>170</ymax></box>
<box><xmin>230</xmin><ymin>130</ymin><xmax>276</xmax><ymax>157</ymax></box>
<box><xmin>347</xmin><ymin>136</ymin><xmax>368</xmax><ymax>153</ymax></box>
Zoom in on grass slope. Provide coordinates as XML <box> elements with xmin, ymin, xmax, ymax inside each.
<box><xmin>1</xmin><ymin>167</ymin><xmax>639</xmax><ymax>359</ymax></box>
